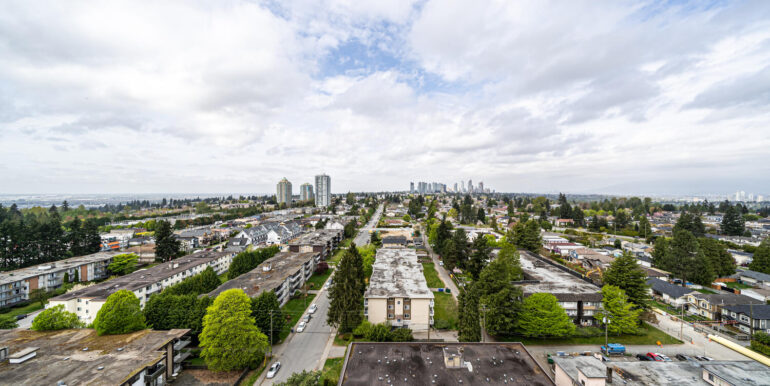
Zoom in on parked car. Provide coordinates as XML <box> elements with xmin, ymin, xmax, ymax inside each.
<box><xmin>15</xmin><ymin>314</ymin><xmax>26</xmax><ymax>321</ymax></box>
<box><xmin>439</xmin><ymin>261</ymin><xmax>444</xmax><ymax>266</ymax></box>
<box><xmin>303</xmin><ymin>314</ymin><xmax>311</xmax><ymax>323</ymax></box>
<box><xmin>646</xmin><ymin>352</ymin><xmax>663</xmax><ymax>361</ymax></box>
<box><xmin>601</xmin><ymin>344</ymin><xmax>626</xmax><ymax>355</ymax></box>
<box><xmin>675</xmin><ymin>354</ymin><xmax>693</xmax><ymax>361</ymax></box>
<box><xmin>636</xmin><ymin>354</ymin><xmax>652</xmax><ymax>361</ymax></box>
<box><xmin>655</xmin><ymin>353</ymin><xmax>672</xmax><ymax>362</ymax></box>
<box><xmin>308</xmin><ymin>304</ymin><xmax>318</xmax><ymax>314</ymax></box>
<box><xmin>297</xmin><ymin>321</ymin><xmax>307</xmax><ymax>332</ymax></box>
<box><xmin>266</xmin><ymin>362</ymin><xmax>281</xmax><ymax>379</ymax></box>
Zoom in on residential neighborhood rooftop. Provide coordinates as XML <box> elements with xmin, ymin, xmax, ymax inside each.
<box><xmin>365</xmin><ymin>248</ymin><xmax>433</xmax><ymax>299</ymax></box>
<box><xmin>288</xmin><ymin>229</ymin><xmax>341</xmax><ymax>245</ymax></box>
<box><xmin>646</xmin><ymin>278</ymin><xmax>695</xmax><ymax>299</ymax></box>
<box><xmin>518</xmin><ymin>251</ymin><xmax>602</xmax><ymax>301</ymax></box>
<box><xmin>0</xmin><ymin>328</ymin><xmax>189</xmax><ymax>385</ymax></box>
<box><xmin>0</xmin><ymin>251</ymin><xmax>120</xmax><ymax>286</ymax></box>
<box><xmin>339</xmin><ymin>342</ymin><xmax>554</xmax><ymax>386</ymax></box>
<box><xmin>207</xmin><ymin>251</ymin><xmax>319</xmax><ymax>298</ymax></box>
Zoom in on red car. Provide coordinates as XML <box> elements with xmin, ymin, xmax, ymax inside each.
<box><xmin>646</xmin><ymin>352</ymin><xmax>663</xmax><ymax>361</ymax></box>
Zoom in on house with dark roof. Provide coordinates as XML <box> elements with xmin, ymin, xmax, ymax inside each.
<box><xmin>736</xmin><ymin>269</ymin><xmax>770</xmax><ymax>289</ymax></box>
<box><xmin>686</xmin><ymin>292</ymin><xmax>765</xmax><ymax>320</ymax></box>
<box><xmin>646</xmin><ymin>278</ymin><xmax>695</xmax><ymax>307</ymax></box>
<box><xmin>721</xmin><ymin>304</ymin><xmax>770</xmax><ymax>335</ymax></box>
<box><xmin>382</xmin><ymin>235</ymin><xmax>407</xmax><ymax>248</ymax></box>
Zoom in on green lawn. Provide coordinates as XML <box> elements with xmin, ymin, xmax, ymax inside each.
<box><xmin>432</xmin><ymin>291</ymin><xmax>458</xmax><ymax>330</ymax></box>
<box><xmin>500</xmin><ymin>322</ymin><xmax>682</xmax><ymax>345</ymax></box>
<box><xmin>279</xmin><ymin>293</ymin><xmax>317</xmax><ymax>341</ymax></box>
<box><xmin>724</xmin><ymin>282</ymin><xmax>753</xmax><ymax>289</ymax></box>
<box><xmin>330</xmin><ymin>248</ymin><xmax>346</xmax><ymax>264</ymax></box>
<box><xmin>422</xmin><ymin>263</ymin><xmax>444</xmax><ymax>288</ymax></box>
<box><xmin>0</xmin><ymin>302</ymin><xmax>44</xmax><ymax>318</ymax></box>
<box><xmin>305</xmin><ymin>269</ymin><xmax>333</xmax><ymax>290</ymax></box>
<box><xmin>650</xmin><ymin>300</ymin><xmax>708</xmax><ymax>322</ymax></box>
<box><xmin>217</xmin><ymin>272</ymin><xmax>228</xmax><ymax>284</ymax></box>
<box><xmin>321</xmin><ymin>357</ymin><xmax>345</xmax><ymax>385</ymax></box>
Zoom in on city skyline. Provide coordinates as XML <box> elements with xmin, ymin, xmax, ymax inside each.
<box><xmin>1</xmin><ymin>1</ymin><xmax>769</xmax><ymax>195</ymax></box>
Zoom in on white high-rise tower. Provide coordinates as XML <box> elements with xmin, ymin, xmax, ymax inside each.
<box><xmin>315</xmin><ymin>174</ymin><xmax>331</xmax><ymax>208</ymax></box>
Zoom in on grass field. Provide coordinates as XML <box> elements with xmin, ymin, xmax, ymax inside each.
<box><xmin>330</xmin><ymin>248</ymin><xmax>346</xmax><ymax>264</ymax></box>
<box><xmin>279</xmin><ymin>293</ymin><xmax>317</xmax><ymax>341</ymax></box>
<box><xmin>305</xmin><ymin>269</ymin><xmax>333</xmax><ymax>290</ymax></box>
<box><xmin>499</xmin><ymin>322</ymin><xmax>682</xmax><ymax>345</ymax></box>
<box><xmin>422</xmin><ymin>263</ymin><xmax>444</xmax><ymax>288</ymax></box>
<box><xmin>217</xmin><ymin>272</ymin><xmax>228</xmax><ymax>284</ymax></box>
<box><xmin>0</xmin><ymin>302</ymin><xmax>44</xmax><ymax>318</ymax></box>
<box><xmin>321</xmin><ymin>357</ymin><xmax>345</xmax><ymax>384</ymax></box>
<box><xmin>724</xmin><ymin>282</ymin><xmax>753</xmax><ymax>289</ymax></box>
<box><xmin>432</xmin><ymin>291</ymin><xmax>458</xmax><ymax>330</ymax></box>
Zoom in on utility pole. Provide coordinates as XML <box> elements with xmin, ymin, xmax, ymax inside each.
<box><xmin>603</xmin><ymin>316</ymin><xmax>611</xmax><ymax>348</ymax></box>
<box><xmin>680</xmin><ymin>303</ymin><xmax>684</xmax><ymax>341</ymax></box>
<box><xmin>269</xmin><ymin>310</ymin><xmax>274</xmax><ymax>357</ymax></box>
<box><xmin>481</xmin><ymin>304</ymin><xmax>488</xmax><ymax>343</ymax></box>
<box><xmin>750</xmin><ymin>301</ymin><xmax>755</xmax><ymax>340</ymax></box>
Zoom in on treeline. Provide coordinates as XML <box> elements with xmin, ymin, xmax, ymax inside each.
<box><xmin>227</xmin><ymin>246</ymin><xmax>281</xmax><ymax>280</ymax></box>
<box><xmin>0</xmin><ymin>204</ymin><xmax>101</xmax><ymax>270</ymax></box>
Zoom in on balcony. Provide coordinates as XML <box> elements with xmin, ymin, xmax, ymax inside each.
<box><xmin>430</xmin><ymin>309</ymin><xmax>434</xmax><ymax>316</ymax></box>
<box><xmin>173</xmin><ymin>351</ymin><xmax>191</xmax><ymax>364</ymax></box>
<box><xmin>430</xmin><ymin>300</ymin><xmax>434</xmax><ymax>307</ymax></box>
<box><xmin>173</xmin><ymin>338</ymin><xmax>191</xmax><ymax>351</ymax></box>
<box><xmin>146</xmin><ymin>363</ymin><xmax>166</xmax><ymax>381</ymax></box>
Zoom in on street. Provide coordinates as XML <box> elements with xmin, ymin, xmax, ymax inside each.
<box><xmin>420</xmin><ymin>229</ymin><xmax>458</xmax><ymax>301</ymax></box>
<box><xmin>259</xmin><ymin>277</ymin><xmax>334</xmax><ymax>385</ymax></box>
<box><xmin>352</xmin><ymin>204</ymin><xmax>383</xmax><ymax>246</ymax></box>
<box><xmin>15</xmin><ymin>309</ymin><xmax>42</xmax><ymax>329</ymax></box>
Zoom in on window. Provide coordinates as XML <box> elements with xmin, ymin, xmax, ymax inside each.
<box><xmin>77</xmin><ymin>307</ymin><xmax>81</xmax><ymax>311</ymax></box>
<box><xmin>404</xmin><ymin>313</ymin><xmax>410</xmax><ymax>319</ymax></box>
<box><xmin>388</xmin><ymin>305</ymin><xmax>394</xmax><ymax>310</ymax></box>
<box><xmin>388</xmin><ymin>314</ymin><xmax>394</xmax><ymax>319</ymax></box>
<box><xmin>77</xmin><ymin>299</ymin><xmax>81</xmax><ymax>303</ymax></box>
<box><xmin>708</xmin><ymin>374</ymin><xmax>714</xmax><ymax>381</ymax></box>
<box><xmin>404</xmin><ymin>305</ymin><xmax>410</xmax><ymax>310</ymax></box>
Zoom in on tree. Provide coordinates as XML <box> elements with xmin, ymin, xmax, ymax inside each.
<box><xmin>93</xmin><ymin>290</ymin><xmax>146</xmax><ymax>335</ymax></box>
<box><xmin>446</xmin><ymin>229</ymin><xmax>469</xmax><ymax>270</ymax></box>
<box><xmin>638</xmin><ymin>216</ymin><xmax>652</xmax><ymax>240</ymax></box>
<box><xmin>558</xmin><ymin>193</ymin><xmax>572</xmax><ymax>219</ymax></box>
<box><xmin>699</xmin><ymin>238</ymin><xmax>736</xmax><ymax>277</ymax></box>
<box><xmin>517</xmin><ymin>293</ymin><xmax>575</xmax><ymax>338</ymax></box>
<box><xmin>62</xmin><ymin>200</ymin><xmax>69</xmax><ymax>212</ymax></box>
<box><xmin>512</xmin><ymin>220</ymin><xmax>542</xmax><ymax>252</ymax></box>
<box><xmin>467</xmin><ymin>236</ymin><xmax>490</xmax><ymax>280</ymax></box>
<box><xmin>370</xmin><ymin>231</ymin><xmax>382</xmax><ymax>247</ymax></box>
<box><xmin>327</xmin><ymin>244</ymin><xmax>364</xmax><ymax>332</ymax></box>
<box><xmin>154</xmin><ymin>220</ymin><xmax>180</xmax><ymax>262</ymax></box>
<box><xmin>108</xmin><ymin>253</ymin><xmax>139</xmax><ymax>275</ymax></box>
<box><xmin>29</xmin><ymin>288</ymin><xmax>52</xmax><ymax>308</ymax></box>
<box><xmin>144</xmin><ymin>293</ymin><xmax>211</xmax><ymax>333</ymax></box>
<box><xmin>721</xmin><ymin>205</ymin><xmax>745</xmax><ymax>236</ymax></box>
<box><xmin>31</xmin><ymin>304</ymin><xmax>82</xmax><ymax>331</ymax></box>
<box><xmin>595</xmin><ymin>285</ymin><xmax>641</xmax><ymax>335</ymax></box>
<box><xmin>749</xmin><ymin>239</ymin><xmax>770</xmax><ymax>274</ymax></box>
<box><xmin>166</xmin><ymin>266</ymin><xmax>222</xmax><ymax>295</ymax></box>
<box><xmin>228</xmin><ymin>246</ymin><xmax>280</xmax><ymax>280</ymax></box>
<box><xmin>477</xmin><ymin>245</ymin><xmax>523</xmax><ymax>335</ymax></box>
<box><xmin>251</xmin><ymin>291</ymin><xmax>284</xmax><ymax>344</ymax></box>
<box><xmin>366</xmin><ymin>323</ymin><xmax>391</xmax><ymax>342</ymax></box>
<box><xmin>602</xmin><ymin>252</ymin><xmax>649</xmax><ymax>310</ymax></box>
<box><xmin>666</xmin><ymin>230</ymin><xmax>713</xmax><ymax>286</ymax></box>
<box><xmin>82</xmin><ymin>218</ymin><xmax>102</xmax><ymax>254</ymax></box>
<box><xmin>390</xmin><ymin>328</ymin><xmax>413</xmax><ymax>342</ymax></box>
<box><xmin>433</xmin><ymin>219</ymin><xmax>452</xmax><ymax>254</ymax></box>
<box><xmin>477</xmin><ymin>208</ymin><xmax>486</xmax><ymax>224</ymax></box>
<box><xmin>614</xmin><ymin>239</ymin><xmax>622</xmax><ymax>249</ymax></box>
<box><xmin>200</xmin><ymin>289</ymin><xmax>269</xmax><ymax>371</ymax></box>
<box><xmin>652</xmin><ymin>237</ymin><xmax>668</xmax><ymax>269</ymax></box>
<box><xmin>458</xmin><ymin>284</ymin><xmax>481</xmax><ymax>342</ymax></box>
<box><xmin>674</xmin><ymin>212</ymin><xmax>705</xmax><ymax>238</ymax></box>
<box><xmin>0</xmin><ymin>314</ymin><xmax>18</xmax><ymax>329</ymax></box>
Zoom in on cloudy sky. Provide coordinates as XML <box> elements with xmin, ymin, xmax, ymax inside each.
<box><xmin>2</xmin><ymin>0</ymin><xmax>770</xmax><ymax>195</ymax></box>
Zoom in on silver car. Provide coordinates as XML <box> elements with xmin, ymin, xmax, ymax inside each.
<box><xmin>266</xmin><ymin>362</ymin><xmax>281</xmax><ymax>379</ymax></box>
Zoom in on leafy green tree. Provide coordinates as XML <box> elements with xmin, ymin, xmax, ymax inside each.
<box><xmin>275</xmin><ymin>370</ymin><xmax>322</xmax><ymax>386</ymax></box>
<box><xmin>0</xmin><ymin>314</ymin><xmax>18</xmax><ymax>329</ymax></box>
<box><xmin>699</xmin><ymin>238</ymin><xmax>736</xmax><ymax>277</ymax></box>
<box><xmin>749</xmin><ymin>239</ymin><xmax>770</xmax><ymax>274</ymax></box>
<box><xmin>390</xmin><ymin>328</ymin><xmax>413</xmax><ymax>342</ymax></box>
<box><xmin>108</xmin><ymin>253</ymin><xmax>139</xmax><ymax>275</ymax></box>
<box><xmin>200</xmin><ymin>289</ymin><xmax>268</xmax><ymax>371</ymax></box>
<box><xmin>596</xmin><ymin>285</ymin><xmax>641</xmax><ymax>335</ymax></box>
<box><xmin>154</xmin><ymin>220</ymin><xmax>180</xmax><ymax>262</ymax></box>
<box><xmin>29</xmin><ymin>288</ymin><xmax>52</xmax><ymax>308</ymax></box>
<box><xmin>477</xmin><ymin>245</ymin><xmax>523</xmax><ymax>335</ymax></box>
<box><xmin>251</xmin><ymin>291</ymin><xmax>284</xmax><ymax>344</ymax></box>
<box><xmin>365</xmin><ymin>323</ymin><xmax>391</xmax><ymax>342</ymax></box>
<box><xmin>31</xmin><ymin>304</ymin><xmax>82</xmax><ymax>330</ymax></box>
<box><xmin>370</xmin><ymin>231</ymin><xmax>382</xmax><ymax>247</ymax></box>
<box><xmin>602</xmin><ymin>252</ymin><xmax>649</xmax><ymax>310</ymax></box>
<box><xmin>517</xmin><ymin>293</ymin><xmax>575</xmax><ymax>338</ymax></box>
<box><xmin>477</xmin><ymin>208</ymin><xmax>486</xmax><ymax>224</ymax></box>
<box><xmin>93</xmin><ymin>290</ymin><xmax>146</xmax><ymax>335</ymax></box>
<box><xmin>144</xmin><ymin>293</ymin><xmax>211</xmax><ymax>333</ymax></box>
<box><xmin>353</xmin><ymin>320</ymin><xmax>373</xmax><ymax>337</ymax></box>
<box><xmin>228</xmin><ymin>246</ymin><xmax>280</xmax><ymax>280</ymax></box>
<box><xmin>458</xmin><ymin>284</ymin><xmax>481</xmax><ymax>342</ymax></box>
<box><xmin>327</xmin><ymin>244</ymin><xmax>364</xmax><ymax>332</ymax></box>
<box><xmin>467</xmin><ymin>236</ymin><xmax>490</xmax><ymax>280</ymax></box>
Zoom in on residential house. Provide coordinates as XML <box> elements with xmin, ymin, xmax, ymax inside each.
<box><xmin>728</xmin><ymin>249</ymin><xmax>753</xmax><ymax>266</ymax></box>
<box><xmin>736</xmin><ymin>269</ymin><xmax>770</xmax><ymax>289</ymax></box>
<box><xmin>686</xmin><ymin>292</ymin><xmax>764</xmax><ymax>320</ymax></box>
<box><xmin>382</xmin><ymin>235</ymin><xmax>408</xmax><ymax>248</ymax></box>
<box><xmin>647</xmin><ymin>278</ymin><xmax>695</xmax><ymax>307</ymax></box>
<box><xmin>720</xmin><ymin>304</ymin><xmax>770</xmax><ymax>335</ymax></box>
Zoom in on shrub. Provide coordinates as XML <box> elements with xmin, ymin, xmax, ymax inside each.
<box><xmin>93</xmin><ymin>290</ymin><xmax>146</xmax><ymax>335</ymax></box>
<box><xmin>365</xmin><ymin>323</ymin><xmax>391</xmax><ymax>342</ymax></box>
<box><xmin>32</xmin><ymin>304</ymin><xmax>82</xmax><ymax>331</ymax></box>
<box><xmin>389</xmin><ymin>328</ymin><xmax>413</xmax><ymax>342</ymax></box>
<box><xmin>434</xmin><ymin>319</ymin><xmax>451</xmax><ymax>330</ymax></box>
<box><xmin>353</xmin><ymin>320</ymin><xmax>374</xmax><ymax>338</ymax></box>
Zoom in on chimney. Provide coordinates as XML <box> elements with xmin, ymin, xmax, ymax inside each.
<box><xmin>606</xmin><ymin>367</ymin><xmax>613</xmax><ymax>384</ymax></box>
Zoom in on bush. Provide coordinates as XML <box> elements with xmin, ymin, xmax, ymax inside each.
<box><xmin>434</xmin><ymin>319</ymin><xmax>451</xmax><ymax>330</ymax></box>
<box><xmin>389</xmin><ymin>328</ymin><xmax>413</xmax><ymax>342</ymax></box>
<box><xmin>750</xmin><ymin>340</ymin><xmax>770</xmax><ymax>357</ymax></box>
<box><xmin>315</xmin><ymin>261</ymin><xmax>329</xmax><ymax>274</ymax></box>
<box><xmin>31</xmin><ymin>304</ymin><xmax>82</xmax><ymax>331</ymax></box>
<box><xmin>353</xmin><ymin>320</ymin><xmax>373</xmax><ymax>338</ymax></box>
<box><xmin>365</xmin><ymin>323</ymin><xmax>391</xmax><ymax>342</ymax></box>
<box><xmin>93</xmin><ymin>290</ymin><xmax>146</xmax><ymax>335</ymax></box>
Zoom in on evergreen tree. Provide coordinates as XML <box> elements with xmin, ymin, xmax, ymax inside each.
<box><xmin>517</xmin><ymin>293</ymin><xmax>575</xmax><ymax>338</ymax></box>
<box><xmin>477</xmin><ymin>207</ymin><xmax>486</xmax><ymax>224</ymax></box>
<box><xmin>674</xmin><ymin>212</ymin><xmax>705</xmax><ymax>238</ymax></box>
<box><xmin>477</xmin><ymin>245</ymin><xmax>523</xmax><ymax>336</ymax></box>
<box><xmin>450</xmin><ymin>229</ymin><xmax>470</xmax><ymax>269</ymax></box>
<box><xmin>721</xmin><ymin>205</ymin><xmax>745</xmax><ymax>236</ymax></box>
<box><xmin>749</xmin><ymin>239</ymin><xmax>770</xmax><ymax>274</ymax></box>
<box><xmin>467</xmin><ymin>236</ymin><xmax>490</xmax><ymax>280</ymax></box>
<box><xmin>144</xmin><ymin>293</ymin><xmax>211</xmax><ymax>333</ymax></box>
<box><xmin>251</xmin><ymin>291</ymin><xmax>284</xmax><ymax>344</ymax></box>
<box><xmin>513</xmin><ymin>220</ymin><xmax>542</xmax><ymax>252</ymax></box>
<box><xmin>699</xmin><ymin>238</ymin><xmax>736</xmax><ymax>277</ymax></box>
<box><xmin>596</xmin><ymin>285</ymin><xmax>641</xmax><ymax>335</ymax></box>
<box><xmin>200</xmin><ymin>289</ymin><xmax>268</xmax><ymax>371</ymax></box>
<box><xmin>327</xmin><ymin>244</ymin><xmax>364</xmax><ymax>332</ymax></box>
<box><xmin>154</xmin><ymin>220</ymin><xmax>180</xmax><ymax>262</ymax></box>
<box><xmin>457</xmin><ymin>284</ymin><xmax>481</xmax><ymax>342</ymax></box>
<box><xmin>62</xmin><ymin>200</ymin><xmax>69</xmax><ymax>212</ymax></box>
<box><xmin>434</xmin><ymin>219</ymin><xmax>452</xmax><ymax>254</ymax></box>
<box><xmin>558</xmin><ymin>193</ymin><xmax>572</xmax><ymax>219</ymax></box>
<box><xmin>67</xmin><ymin>217</ymin><xmax>84</xmax><ymax>256</ymax></box>
<box><xmin>602</xmin><ymin>252</ymin><xmax>649</xmax><ymax>310</ymax></box>
<box><xmin>652</xmin><ymin>237</ymin><xmax>668</xmax><ymax>269</ymax></box>
<box><xmin>666</xmin><ymin>230</ymin><xmax>711</xmax><ymax>285</ymax></box>
<box><xmin>82</xmin><ymin>218</ymin><xmax>102</xmax><ymax>254</ymax></box>
<box><xmin>638</xmin><ymin>216</ymin><xmax>652</xmax><ymax>240</ymax></box>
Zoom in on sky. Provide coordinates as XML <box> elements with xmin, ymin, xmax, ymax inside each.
<box><xmin>1</xmin><ymin>0</ymin><xmax>770</xmax><ymax>195</ymax></box>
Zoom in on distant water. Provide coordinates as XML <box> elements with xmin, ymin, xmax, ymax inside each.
<box><xmin>0</xmin><ymin>193</ymin><xmax>260</xmax><ymax>209</ymax></box>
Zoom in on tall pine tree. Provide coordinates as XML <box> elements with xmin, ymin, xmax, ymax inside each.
<box><xmin>327</xmin><ymin>244</ymin><xmax>365</xmax><ymax>332</ymax></box>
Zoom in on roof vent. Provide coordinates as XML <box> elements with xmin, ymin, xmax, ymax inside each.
<box><xmin>9</xmin><ymin>347</ymin><xmax>38</xmax><ymax>364</ymax></box>
<box><xmin>82</xmin><ymin>347</ymin><xmax>89</xmax><ymax>351</ymax></box>
<box><xmin>97</xmin><ymin>366</ymin><xmax>104</xmax><ymax>370</ymax></box>
<box><xmin>117</xmin><ymin>347</ymin><xmax>124</xmax><ymax>352</ymax></box>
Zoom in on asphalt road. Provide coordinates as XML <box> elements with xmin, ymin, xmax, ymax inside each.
<box><xmin>421</xmin><ymin>230</ymin><xmax>459</xmax><ymax>301</ymax></box>
<box><xmin>260</xmin><ymin>279</ymin><xmax>334</xmax><ymax>385</ymax></box>
<box><xmin>352</xmin><ymin>204</ymin><xmax>383</xmax><ymax>246</ymax></box>
<box><xmin>15</xmin><ymin>309</ymin><xmax>42</xmax><ymax>329</ymax></box>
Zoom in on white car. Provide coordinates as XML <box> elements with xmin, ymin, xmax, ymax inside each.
<box><xmin>308</xmin><ymin>304</ymin><xmax>318</xmax><ymax>314</ymax></box>
<box><xmin>297</xmin><ymin>321</ymin><xmax>307</xmax><ymax>332</ymax></box>
<box><xmin>655</xmin><ymin>353</ymin><xmax>672</xmax><ymax>362</ymax></box>
<box><xmin>439</xmin><ymin>261</ymin><xmax>444</xmax><ymax>266</ymax></box>
<box><xmin>266</xmin><ymin>362</ymin><xmax>281</xmax><ymax>379</ymax></box>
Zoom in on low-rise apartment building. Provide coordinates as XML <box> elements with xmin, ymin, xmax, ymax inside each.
<box><xmin>365</xmin><ymin>248</ymin><xmax>434</xmax><ymax>331</ymax></box>
<box><xmin>0</xmin><ymin>251</ymin><xmax>119</xmax><ymax>308</ymax></box>
<box><xmin>518</xmin><ymin>251</ymin><xmax>603</xmax><ymax>326</ymax></box>
<box><xmin>208</xmin><ymin>251</ymin><xmax>320</xmax><ymax>306</ymax></box>
<box><xmin>686</xmin><ymin>292</ymin><xmax>764</xmax><ymax>320</ymax></box>
<box><xmin>49</xmin><ymin>251</ymin><xmax>235</xmax><ymax>323</ymax></box>
<box><xmin>288</xmin><ymin>229</ymin><xmax>343</xmax><ymax>260</ymax></box>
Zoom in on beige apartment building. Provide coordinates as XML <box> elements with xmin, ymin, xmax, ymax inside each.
<box><xmin>364</xmin><ymin>248</ymin><xmax>434</xmax><ymax>331</ymax></box>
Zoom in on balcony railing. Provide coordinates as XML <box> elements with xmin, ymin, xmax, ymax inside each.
<box><xmin>173</xmin><ymin>338</ymin><xmax>191</xmax><ymax>351</ymax></box>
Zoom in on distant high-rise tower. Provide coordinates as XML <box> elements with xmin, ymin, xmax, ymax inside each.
<box><xmin>410</xmin><ymin>182</ymin><xmax>414</xmax><ymax>193</ymax></box>
<box><xmin>300</xmin><ymin>183</ymin><xmax>314</xmax><ymax>201</ymax></box>
<box><xmin>454</xmin><ymin>183</ymin><xmax>458</xmax><ymax>192</ymax></box>
<box><xmin>468</xmin><ymin>179</ymin><xmax>473</xmax><ymax>193</ymax></box>
<box><xmin>479</xmin><ymin>181</ymin><xmax>484</xmax><ymax>193</ymax></box>
<box><xmin>461</xmin><ymin>181</ymin><xmax>465</xmax><ymax>193</ymax></box>
<box><xmin>277</xmin><ymin>178</ymin><xmax>292</xmax><ymax>207</ymax></box>
<box><xmin>315</xmin><ymin>174</ymin><xmax>331</xmax><ymax>208</ymax></box>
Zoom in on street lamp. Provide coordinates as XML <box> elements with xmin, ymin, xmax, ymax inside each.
<box><xmin>603</xmin><ymin>316</ymin><xmax>611</xmax><ymax>348</ymax></box>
